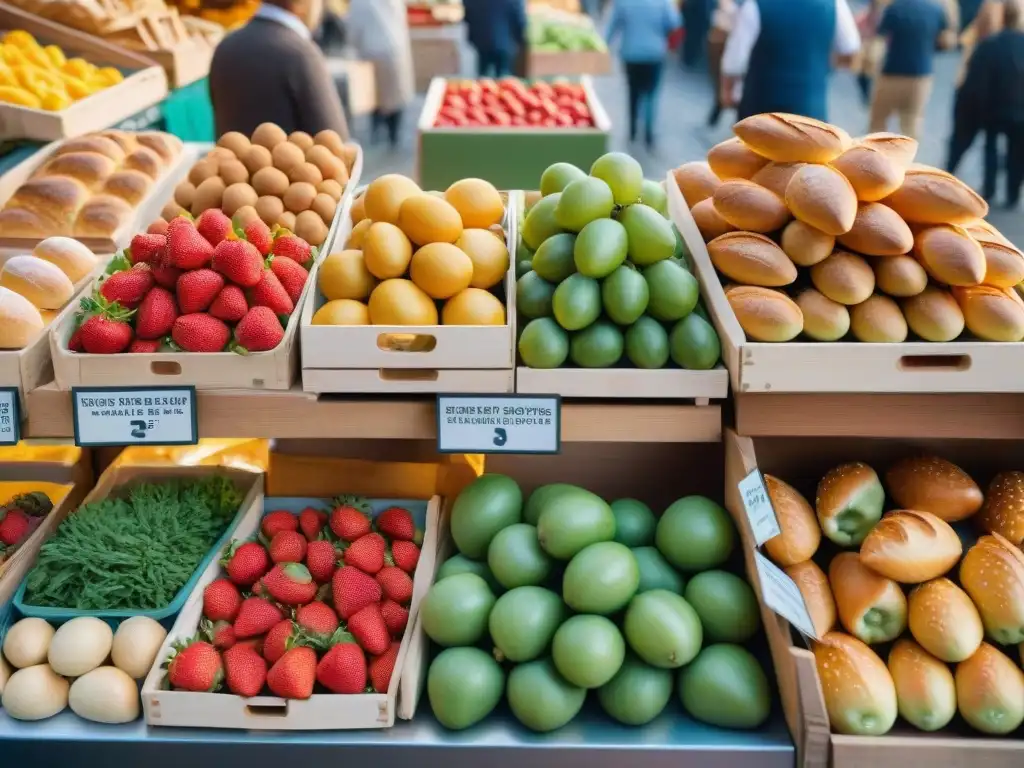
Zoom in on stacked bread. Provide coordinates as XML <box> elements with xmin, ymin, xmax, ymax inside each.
<box><xmin>0</xmin><ymin>131</ymin><xmax>182</xmax><ymax>242</ymax></box>
<box><xmin>763</xmin><ymin>456</ymin><xmax>1024</xmax><ymax>737</ymax></box>
<box><xmin>674</xmin><ymin>113</ymin><xmax>1024</xmax><ymax>343</ymax></box>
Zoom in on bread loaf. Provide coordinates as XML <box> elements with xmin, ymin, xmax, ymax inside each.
<box><xmin>751</xmin><ymin>162</ymin><xmax>806</xmax><ymax>198</ymax></box>
<box><xmin>902</xmin><ymin>287</ymin><xmax>965</xmax><ymax>341</ymax></box>
<box><xmin>913</xmin><ymin>225</ymin><xmax>987</xmax><ymax>286</ymax></box>
<box><xmin>810</xmin><ymin>251</ymin><xmax>875</xmax><ymax>306</ymax></box>
<box><xmin>977</xmin><ymin>471</ymin><xmax>1024</xmax><ymax>546</ymax></box>
<box><xmin>816</xmin><ymin>462</ymin><xmax>884</xmax><ymax>546</ymax></box>
<box><xmin>971</xmin><ymin>232</ymin><xmax>1024</xmax><ymax>288</ymax></box>
<box><xmin>785</xmin><ymin>164</ymin><xmax>858</xmax><ymax>235</ymax></box>
<box><xmin>831</xmin><ymin>144</ymin><xmax>906</xmax><ymax>202</ymax></box>
<box><xmin>964</xmin><ymin>218</ymin><xmax>1011</xmax><ymax>245</ymax></box>
<box><xmin>32</xmin><ymin>237</ymin><xmax>97</xmax><ymax>283</ymax></box>
<box><xmin>813</xmin><ymin>632</ymin><xmax>897</xmax><ymax>735</ymax></box>
<box><xmin>708</xmin><ymin>231</ymin><xmax>797</xmax><ymax>286</ymax></box>
<box><xmin>0</xmin><ymin>256</ymin><xmax>74</xmax><ymax>309</ymax></box>
<box><xmin>850</xmin><ymin>294</ymin><xmax>908</xmax><ymax>342</ymax></box>
<box><xmin>908</xmin><ymin>578</ymin><xmax>983</xmax><ymax>662</ymax></box>
<box><xmin>712</xmin><ymin>180</ymin><xmax>790</xmax><ymax>233</ymax></box>
<box><xmin>953</xmin><ymin>285</ymin><xmax>1024</xmax><ymax>341</ymax></box>
<box><xmin>960</xmin><ymin>533</ymin><xmax>1024</xmax><ymax>645</ymax></box>
<box><xmin>830</xmin><ymin>552</ymin><xmax>908</xmax><ymax>644</ymax></box>
<box><xmin>690</xmin><ymin>198</ymin><xmax>736</xmax><ymax>241</ymax></box>
<box><xmin>859</xmin><ymin>132</ymin><xmax>919</xmax><ymax>168</ymax></box>
<box><xmin>785</xmin><ymin>560</ymin><xmax>836</xmax><ymax>637</ymax></box>
<box><xmin>706</xmin><ymin>137</ymin><xmax>770</xmax><ymax>179</ymax></box>
<box><xmin>673</xmin><ymin>161</ymin><xmax>721</xmax><ymax>207</ymax></box>
<box><xmin>0</xmin><ymin>285</ymin><xmax>43</xmax><ymax>349</ymax></box>
<box><xmin>837</xmin><ymin>203</ymin><xmax>914</xmax><ymax>256</ymax></box>
<box><xmin>763</xmin><ymin>475</ymin><xmax>820</xmax><ymax>566</ymax></box>
<box><xmin>797</xmin><ymin>289</ymin><xmax>850</xmax><ymax>341</ymax></box>
<box><xmin>955</xmin><ymin>643</ymin><xmax>1024</xmax><ymax>735</ymax></box>
<box><xmin>885</xmin><ymin>456</ymin><xmax>982</xmax><ymax>522</ymax></box>
<box><xmin>733</xmin><ymin>113</ymin><xmax>851</xmax><ymax>164</ymax></box>
<box><xmin>859</xmin><ymin>510</ymin><xmax>962</xmax><ymax>583</ymax></box>
<box><xmin>884</xmin><ymin>165</ymin><xmax>988</xmax><ymax>224</ymax></box>
<box><xmin>725</xmin><ymin>285</ymin><xmax>803</xmax><ymax>342</ymax></box>
<box><xmin>887</xmin><ymin>639</ymin><xmax>957</xmax><ymax>733</ymax></box>
<box><xmin>781</xmin><ymin>220</ymin><xmax>834</xmax><ymax>266</ymax></box>
<box><xmin>873</xmin><ymin>254</ymin><xmax>927</xmax><ymax>297</ymax></box>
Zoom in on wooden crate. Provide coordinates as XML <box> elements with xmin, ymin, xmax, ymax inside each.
<box><xmin>142</xmin><ymin>36</ymin><xmax>213</xmax><ymax>89</ymax></box>
<box><xmin>668</xmin><ymin>173</ymin><xmax>1024</xmax><ymax>395</ymax></box>
<box><xmin>525</xmin><ymin>50</ymin><xmax>611</xmax><ymax>78</ymax></box>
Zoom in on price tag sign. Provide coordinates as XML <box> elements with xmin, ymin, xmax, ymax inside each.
<box><xmin>437</xmin><ymin>394</ymin><xmax>560</xmax><ymax>454</ymax></box>
<box><xmin>72</xmin><ymin>386</ymin><xmax>198</xmax><ymax>447</ymax></box>
<box><xmin>754</xmin><ymin>551</ymin><xmax>819</xmax><ymax>639</ymax></box>
<box><xmin>0</xmin><ymin>388</ymin><xmax>20</xmax><ymax>445</ymax></box>
<box><xmin>738</xmin><ymin>469</ymin><xmax>781</xmax><ymax>546</ymax></box>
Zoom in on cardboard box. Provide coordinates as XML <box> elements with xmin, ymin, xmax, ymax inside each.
<box><xmin>410</xmin><ymin>25</ymin><xmax>463</xmax><ymax>93</ymax></box>
<box><xmin>526</xmin><ymin>50</ymin><xmax>611</xmax><ymax>78</ymax></box>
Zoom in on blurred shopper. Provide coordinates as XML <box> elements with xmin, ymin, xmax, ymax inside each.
<box><xmin>706</xmin><ymin>0</ymin><xmax>738</xmax><ymax>126</ymax></box>
<box><xmin>720</xmin><ymin>0</ymin><xmax>861</xmax><ymax>122</ymax></box>
<box><xmin>209</xmin><ymin>0</ymin><xmax>348</xmax><ymax>138</ymax></box>
<box><xmin>682</xmin><ymin>0</ymin><xmax>714</xmax><ymax>67</ymax></box>
<box><xmin>855</xmin><ymin>0</ymin><xmax>888</xmax><ymax>105</ymax></box>
<box><xmin>867</xmin><ymin>0</ymin><xmax>954</xmax><ymax>139</ymax></box>
<box><xmin>463</xmin><ymin>0</ymin><xmax>528</xmax><ymax>78</ymax></box>
<box><xmin>606</xmin><ymin>0</ymin><xmax>682</xmax><ymax>149</ymax></box>
<box><xmin>346</xmin><ymin>0</ymin><xmax>415</xmax><ymax>148</ymax></box>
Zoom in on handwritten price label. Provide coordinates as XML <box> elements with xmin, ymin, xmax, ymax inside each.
<box><xmin>72</xmin><ymin>387</ymin><xmax>198</xmax><ymax>447</ymax></box>
<box><xmin>437</xmin><ymin>395</ymin><xmax>560</xmax><ymax>454</ymax></box>
<box><xmin>738</xmin><ymin>469</ymin><xmax>781</xmax><ymax>546</ymax></box>
<box><xmin>754</xmin><ymin>551</ymin><xmax>819</xmax><ymax>639</ymax></box>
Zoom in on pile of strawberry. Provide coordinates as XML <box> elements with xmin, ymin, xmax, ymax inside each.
<box><xmin>164</xmin><ymin>497</ymin><xmax>422</xmax><ymax>701</ymax></box>
<box><xmin>69</xmin><ymin>209</ymin><xmax>317</xmax><ymax>355</ymax></box>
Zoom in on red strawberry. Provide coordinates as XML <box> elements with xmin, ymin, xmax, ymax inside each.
<box><xmin>267</xmin><ymin>646</ymin><xmax>317</xmax><ymax>699</ymax></box>
<box><xmin>273</xmin><ymin>234</ymin><xmax>312</xmax><ymax>264</ymax></box>
<box><xmin>147</xmin><ymin>218</ymin><xmax>169</xmax><ymax>237</ymax></box>
<box><xmin>262</xmin><ymin>510</ymin><xmax>298</xmax><ymax>539</ymax></box>
<box><xmin>332</xmin><ymin>566</ymin><xmax>382</xmax><ymax>620</ymax></box>
<box><xmin>130</xmin><ymin>233</ymin><xmax>166</xmax><ymax>264</ymax></box>
<box><xmin>295</xmin><ymin>601</ymin><xmax>339</xmax><ymax>643</ymax></box>
<box><xmin>220</xmin><ymin>540</ymin><xmax>270</xmax><ymax>586</ymax></box>
<box><xmin>167</xmin><ymin>216</ymin><xmax>214</xmax><ymax>269</ymax></box>
<box><xmin>263</xmin><ymin>619</ymin><xmax>298</xmax><ymax>664</ymax></box>
<box><xmin>369</xmin><ymin>642</ymin><xmax>400</xmax><ymax>693</ymax></box>
<box><xmin>209</xmin><ymin>285</ymin><xmax>248</xmax><ymax>323</ymax></box>
<box><xmin>167</xmin><ymin>639</ymin><xmax>223</xmax><ymax>692</ymax></box>
<box><xmin>150</xmin><ymin>260</ymin><xmax>182</xmax><ymax>289</ymax></box>
<box><xmin>223</xmin><ymin>643</ymin><xmax>267</xmax><ymax>697</ymax></box>
<box><xmin>305</xmin><ymin>539</ymin><xmax>337</xmax><ymax>583</ymax></box>
<box><xmin>349</xmin><ymin>602</ymin><xmax>391</xmax><ymax>655</ymax></box>
<box><xmin>233</xmin><ymin>306</ymin><xmax>284</xmax><ymax>353</ymax></box>
<box><xmin>249</xmin><ymin>269</ymin><xmax>293</xmax><ymax>315</ymax></box>
<box><xmin>176</xmin><ymin>269</ymin><xmax>224</xmax><ymax>314</ymax></box>
<box><xmin>390</xmin><ymin>541</ymin><xmax>420</xmax><ymax>574</ymax></box>
<box><xmin>261</xmin><ymin>563</ymin><xmax>317</xmax><ymax>605</ymax></box>
<box><xmin>135</xmin><ymin>286</ymin><xmax>177</xmax><ymax>339</ymax></box>
<box><xmin>329</xmin><ymin>500</ymin><xmax>371</xmax><ymax>542</ymax></box>
<box><xmin>380</xmin><ymin>599</ymin><xmax>409</xmax><ymax>636</ymax></box>
<box><xmin>196</xmin><ymin>208</ymin><xmax>233</xmax><ymax>247</ymax></box>
<box><xmin>101</xmin><ymin>264</ymin><xmax>153</xmax><ymax>309</ymax></box>
<box><xmin>316</xmin><ymin>634</ymin><xmax>367</xmax><ymax>694</ymax></box>
<box><xmin>203</xmin><ymin>578</ymin><xmax>242</xmax><ymax>621</ymax></box>
<box><xmin>243</xmin><ymin>219</ymin><xmax>273</xmax><ymax>256</ymax></box>
<box><xmin>235</xmin><ymin>635</ymin><xmax>265</xmax><ymax>656</ymax></box>
<box><xmin>128</xmin><ymin>338</ymin><xmax>160</xmax><ymax>353</ymax></box>
<box><xmin>171</xmin><ymin>313</ymin><xmax>230</xmax><ymax>352</ymax></box>
<box><xmin>212</xmin><ymin>239</ymin><xmax>263</xmax><ymax>287</ymax></box>
<box><xmin>298</xmin><ymin>507</ymin><xmax>327</xmax><ymax>541</ymax></box>
<box><xmin>78</xmin><ymin>301</ymin><xmax>134</xmax><ymax>354</ymax></box>
<box><xmin>375</xmin><ymin>507</ymin><xmax>416</xmax><ymax>542</ymax></box>
<box><xmin>269</xmin><ymin>255</ymin><xmax>308</xmax><ymax>304</ymax></box>
<box><xmin>344</xmin><ymin>533</ymin><xmax>386</xmax><ymax>575</ymax></box>
<box><xmin>234</xmin><ymin>597</ymin><xmax>285</xmax><ymax>639</ymax></box>
<box><xmin>68</xmin><ymin>328</ymin><xmax>83</xmax><ymax>351</ymax></box>
<box><xmin>269</xmin><ymin>530</ymin><xmax>307</xmax><ymax>564</ymax></box>
<box><xmin>376</xmin><ymin>566</ymin><xmax>413</xmax><ymax>604</ymax></box>
<box><xmin>0</xmin><ymin>509</ymin><xmax>29</xmax><ymax>546</ymax></box>
<box><xmin>201</xmin><ymin>619</ymin><xmax>236</xmax><ymax>650</ymax></box>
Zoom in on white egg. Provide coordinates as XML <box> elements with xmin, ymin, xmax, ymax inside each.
<box><xmin>1</xmin><ymin>664</ymin><xmax>69</xmax><ymax>720</ymax></box>
<box><xmin>111</xmin><ymin>617</ymin><xmax>167</xmax><ymax>679</ymax></box>
<box><xmin>69</xmin><ymin>666</ymin><xmax>140</xmax><ymax>724</ymax></box>
<box><xmin>3</xmin><ymin>617</ymin><xmax>55</xmax><ymax>669</ymax></box>
<box><xmin>48</xmin><ymin>617</ymin><xmax>113</xmax><ymax>677</ymax></box>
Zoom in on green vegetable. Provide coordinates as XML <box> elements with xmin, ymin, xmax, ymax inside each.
<box><xmin>24</xmin><ymin>477</ymin><xmax>242</xmax><ymax>611</ymax></box>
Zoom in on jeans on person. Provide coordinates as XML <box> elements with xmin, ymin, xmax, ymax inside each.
<box><xmin>624</xmin><ymin>61</ymin><xmax>664</xmax><ymax>146</ymax></box>
<box><xmin>477</xmin><ymin>49</ymin><xmax>513</xmax><ymax>78</ymax></box>
<box><xmin>947</xmin><ymin>87</ymin><xmax>980</xmax><ymax>176</ymax></box>
<box><xmin>372</xmin><ymin>110</ymin><xmax>402</xmax><ymax>147</ymax></box>
<box><xmin>982</xmin><ymin>122</ymin><xmax>1024</xmax><ymax>206</ymax></box>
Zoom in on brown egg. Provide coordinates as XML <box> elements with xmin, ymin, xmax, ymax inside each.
<box><xmin>217</xmin><ymin>131</ymin><xmax>251</xmax><ymax>157</ymax></box>
<box><xmin>219</xmin><ymin>159</ymin><xmax>249</xmax><ymax>186</ymax></box>
<box><xmin>305</xmin><ymin>145</ymin><xmax>342</xmax><ymax>180</ymax></box>
<box><xmin>242</xmin><ymin>145</ymin><xmax>272</xmax><ymax>175</ymax></box>
<box><xmin>252</xmin><ymin>166</ymin><xmax>290</xmax><ymax>198</ymax></box>
<box><xmin>277</xmin><ymin>211</ymin><xmax>297</xmax><ymax>231</ymax></box>
<box><xmin>188</xmin><ymin>158</ymin><xmax>219</xmax><ymax>186</ymax></box>
<box><xmin>206</xmin><ymin>147</ymin><xmax>236</xmax><ymax>164</ymax></box>
<box><xmin>234</xmin><ymin>205</ymin><xmax>261</xmax><ymax>229</ymax></box>
<box><xmin>333</xmin><ymin>163</ymin><xmax>350</xmax><ymax>187</ymax></box>
<box><xmin>174</xmin><ymin>180</ymin><xmax>196</xmax><ymax>208</ymax></box>
<box><xmin>161</xmin><ymin>200</ymin><xmax>186</xmax><ymax>220</ymax></box>
<box><xmin>251</xmin><ymin>122</ymin><xmax>287</xmax><ymax>150</ymax></box>
<box><xmin>311</xmin><ymin>192</ymin><xmax>336</xmax><ymax>223</ymax></box>
<box><xmin>191</xmin><ymin>176</ymin><xmax>226</xmax><ymax>215</ymax></box>
<box><xmin>283</xmin><ymin>182</ymin><xmax>317</xmax><ymax>213</ymax></box>
<box><xmin>295</xmin><ymin>209</ymin><xmax>328</xmax><ymax>246</ymax></box>
<box><xmin>255</xmin><ymin>195</ymin><xmax>285</xmax><ymax>226</ymax></box>
<box><xmin>272</xmin><ymin>142</ymin><xmax>305</xmax><ymax>174</ymax></box>
<box><xmin>289</xmin><ymin>131</ymin><xmax>314</xmax><ymax>151</ymax></box>
<box><xmin>339</xmin><ymin>143</ymin><xmax>358</xmax><ymax>169</ymax></box>
<box><xmin>222</xmin><ymin>183</ymin><xmax>258</xmax><ymax>216</ymax></box>
<box><xmin>314</xmin><ymin>129</ymin><xmax>345</xmax><ymax>158</ymax></box>
<box><xmin>318</xmin><ymin>179</ymin><xmax>342</xmax><ymax>201</ymax></box>
<box><xmin>289</xmin><ymin>162</ymin><xmax>323</xmax><ymax>186</ymax></box>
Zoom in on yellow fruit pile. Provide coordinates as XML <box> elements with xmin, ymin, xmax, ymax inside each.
<box><xmin>0</xmin><ymin>31</ymin><xmax>124</xmax><ymax>112</ymax></box>
<box><xmin>314</xmin><ymin>175</ymin><xmax>510</xmax><ymax>327</ymax></box>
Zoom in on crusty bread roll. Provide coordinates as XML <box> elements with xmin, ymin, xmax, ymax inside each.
<box><xmin>902</xmin><ymin>287</ymin><xmax>965</xmax><ymax>342</ymax></box>
<box><xmin>908</xmin><ymin>578</ymin><xmax>983</xmax><ymax>662</ymax></box>
<box><xmin>873</xmin><ymin>254</ymin><xmax>927</xmax><ymax>297</ymax></box>
<box><xmin>816</xmin><ymin>462</ymin><xmax>885</xmax><ymax>546</ymax></box>
<box><xmin>751</xmin><ymin>162</ymin><xmax>806</xmax><ymax>198</ymax></box>
<box><xmin>884</xmin><ymin>165</ymin><xmax>989</xmax><ymax>224</ymax></box>
<box><xmin>102</xmin><ymin>170</ymin><xmax>153</xmax><ymax>206</ymax></box>
<box><xmin>960</xmin><ymin>533</ymin><xmax>1024</xmax><ymax>645</ymax></box>
<box><xmin>690</xmin><ymin>198</ymin><xmax>736</xmax><ymax>241</ymax></box>
<box><xmin>673</xmin><ymin>161</ymin><xmax>721</xmax><ymax>207</ymax></box>
<box><xmin>859</xmin><ymin>510</ymin><xmax>962</xmax><ymax>583</ymax></box>
<box><xmin>913</xmin><ymin>224</ymin><xmax>987</xmax><ymax>286</ymax></box>
<box><xmin>970</xmin><ymin>231</ymin><xmax>1024</xmax><ymax>289</ymax></box>
<box><xmin>953</xmin><ymin>285</ymin><xmax>1024</xmax><ymax>342</ymax></box>
<box><xmin>813</xmin><ymin>632</ymin><xmax>898</xmax><ymax>735</ymax></box>
<box><xmin>831</xmin><ymin>144</ymin><xmax>906</xmax><ymax>202</ymax></box>
<box><xmin>0</xmin><ymin>255</ymin><xmax>74</xmax><ymax>310</ymax></box>
<box><xmin>74</xmin><ymin>195</ymin><xmax>135</xmax><ymax>240</ymax></box>
<box><xmin>781</xmin><ymin>220</ymin><xmax>834</xmax><ymax>267</ymax></box>
<box><xmin>885</xmin><ymin>456</ymin><xmax>982</xmax><ymax>522</ymax></box>
<box><xmin>41</xmin><ymin>151</ymin><xmax>117</xmax><ymax>190</ymax></box>
<box><xmin>734</xmin><ymin>113</ymin><xmax>851</xmax><ymax>164</ymax></box>
<box><xmin>810</xmin><ymin>251</ymin><xmax>875</xmax><ymax>306</ymax></box>
<box><xmin>712</xmin><ymin>180</ymin><xmax>791</xmax><ymax>233</ymax></box>
<box><xmin>797</xmin><ymin>288</ymin><xmax>850</xmax><ymax>341</ymax></box>
<box><xmin>837</xmin><ymin>203</ymin><xmax>914</xmax><ymax>256</ymax></box>
<box><xmin>858</xmin><ymin>133</ymin><xmax>919</xmax><ymax>169</ymax></box>
<box><xmin>955</xmin><ymin>643</ymin><xmax>1024</xmax><ymax>735</ymax></box>
<box><xmin>51</xmin><ymin>134</ymin><xmax>126</xmax><ymax>163</ymax></box>
<box><xmin>706</xmin><ymin>137</ymin><xmax>770</xmax><ymax>180</ymax></box>
<box><xmin>785</xmin><ymin>560</ymin><xmax>836</xmax><ymax>637</ymax></box>
<box><xmin>785</xmin><ymin>164</ymin><xmax>858</xmax><ymax>236</ymax></box>
<box><xmin>708</xmin><ymin>231</ymin><xmax>797</xmax><ymax>286</ymax></box>
<box><xmin>763</xmin><ymin>475</ymin><xmax>820</xmax><ymax>566</ymax></box>
<box><xmin>850</xmin><ymin>294</ymin><xmax>908</xmax><ymax>343</ymax></box>
<box><xmin>32</xmin><ymin>236</ymin><xmax>97</xmax><ymax>283</ymax></box>
<box><xmin>887</xmin><ymin>639</ymin><xmax>957</xmax><ymax>732</ymax></box>
<box><xmin>725</xmin><ymin>285</ymin><xmax>803</xmax><ymax>342</ymax></box>
<box><xmin>0</xmin><ymin>285</ymin><xmax>44</xmax><ymax>349</ymax></box>
<box><xmin>964</xmin><ymin>218</ymin><xmax>1011</xmax><ymax>245</ymax></box>
<box><xmin>830</xmin><ymin>552</ymin><xmax>908</xmax><ymax>644</ymax></box>
<box><xmin>977</xmin><ymin>472</ymin><xmax>1024</xmax><ymax>546</ymax></box>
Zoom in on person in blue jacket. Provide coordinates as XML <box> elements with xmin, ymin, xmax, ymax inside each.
<box><xmin>606</xmin><ymin>0</ymin><xmax>682</xmax><ymax>149</ymax></box>
<box><xmin>462</xmin><ymin>0</ymin><xmax>528</xmax><ymax>78</ymax></box>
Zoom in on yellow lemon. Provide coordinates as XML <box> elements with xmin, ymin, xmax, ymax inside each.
<box><xmin>363</xmin><ymin>174</ymin><xmax>420</xmax><ymax>225</ymax></box>
<box><xmin>456</xmin><ymin>229</ymin><xmax>509</xmax><ymax>289</ymax></box>
<box><xmin>444</xmin><ymin>178</ymin><xmax>504</xmax><ymax>229</ymax></box>
<box><xmin>363</xmin><ymin>222</ymin><xmax>413</xmax><ymax>280</ymax></box>
<box><xmin>44</xmin><ymin>45</ymin><xmax>65</xmax><ymax>68</ymax></box>
<box><xmin>443</xmin><ymin>288</ymin><xmax>507</xmax><ymax>325</ymax></box>
<box><xmin>346</xmin><ymin>218</ymin><xmax>372</xmax><ymax>249</ymax></box>
<box><xmin>409</xmin><ymin>242</ymin><xmax>473</xmax><ymax>299</ymax></box>
<box><xmin>318</xmin><ymin>249</ymin><xmax>377</xmax><ymax>301</ymax></box>
<box><xmin>4</xmin><ymin>31</ymin><xmax>38</xmax><ymax>50</ymax></box>
<box><xmin>368</xmin><ymin>279</ymin><xmax>438</xmax><ymax>325</ymax></box>
<box><xmin>312</xmin><ymin>299</ymin><xmax>369</xmax><ymax>325</ymax></box>
<box><xmin>350</xmin><ymin>194</ymin><xmax>366</xmax><ymax>224</ymax></box>
<box><xmin>97</xmin><ymin>67</ymin><xmax>122</xmax><ymax>85</ymax></box>
<box><xmin>40</xmin><ymin>90</ymin><xmax>70</xmax><ymax>111</ymax></box>
<box><xmin>397</xmin><ymin>194</ymin><xmax>463</xmax><ymax>246</ymax></box>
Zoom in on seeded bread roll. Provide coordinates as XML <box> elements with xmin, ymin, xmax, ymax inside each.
<box><xmin>850</xmin><ymin>294</ymin><xmax>908</xmax><ymax>343</ymax></box>
<box><xmin>797</xmin><ymin>288</ymin><xmax>851</xmax><ymax>341</ymax></box>
<box><xmin>725</xmin><ymin>285</ymin><xmax>803</xmax><ymax>342</ymax></box>
<box><xmin>873</xmin><ymin>254</ymin><xmax>928</xmax><ymax>297</ymax></box>
<box><xmin>955</xmin><ymin>643</ymin><xmax>1024</xmax><ymax>735</ymax></box>
<box><xmin>913</xmin><ymin>224</ymin><xmax>987</xmax><ymax>286</ymax></box>
<box><xmin>781</xmin><ymin>220</ymin><xmax>834</xmax><ymax>267</ymax></box>
<box><xmin>673</xmin><ymin>161</ymin><xmax>721</xmax><ymax>207</ymax></box>
<box><xmin>785</xmin><ymin>164</ymin><xmax>859</xmax><ymax>236</ymax></box>
<box><xmin>831</xmin><ymin>143</ymin><xmax>906</xmax><ymax>202</ymax></box>
<box><xmin>908</xmin><ymin>578</ymin><xmax>983</xmax><ymax>662</ymax></box>
<box><xmin>708</xmin><ymin>231</ymin><xmax>797</xmax><ymax>286</ymax></box>
<box><xmin>887</xmin><ymin>639</ymin><xmax>957</xmax><ymax>732</ymax></box>
<box><xmin>763</xmin><ymin>475</ymin><xmax>820</xmax><ymax>566</ymax></box>
<box><xmin>816</xmin><ymin>462</ymin><xmax>884</xmax><ymax>546</ymax></box>
<box><xmin>960</xmin><ymin>533</ymin><xmax>1024</xmax><ymax>645</ymax></box>
<box><xmin>902</xmin><ymin>287</ymin><xmax>965</xmax><ymax>341</ymax></box>
<box><xmin>813</xmin><ymin>632</ymin><xmax>898</xmax><ymax>735</ymax></box>
<box><xmin>953</xmin><ymin>285</ymin><xmax>1024</xmax><ymax>342</ymax></box>
<box><xmin>690</xmin><ymin>198</ymin><xmax>736</xmax><ymax>241</ymax></box>
<box><xmin>810</xmin><ymin>251</ymin><xmax>875</xmax><ymax>306</ymax></box>
<box><xmin>751</xmin><ymin>162</ymin><xmax>806</xmax><ymax>198</ymax></box>
<box><xmin>859</xmin><ymin>510</ymin><xmax>962</xmax><ymax>583</ymax></box>
<box><xmin>734</xmin><ymin>113</ymin><xmax>851</xmax><ymax>164</ymax></box>
<box><xmin>785</xmin><ymin>560</ymin><xmax>836</xmax><ymax>637</ymax></box>
<box><xmin>837</xmin><ymin>203</ymin><xmax>914</xmax><ymax>256</ymax></box>
<box><xmin>976</xmin><ymin>471</ymin><xmax>1024</xmax><ymax>546</ymax></box>
<box><xmin>830</xmin><ymin>552</ymin><xmax>908</xmax><ymax>644</ymax></box>
<box><xmin>884</xmin><ymin>165</ymin><xmax>989</xmax><ymax>224</ymax></box>
<box><xmin>712</xmin><ymin>180</ymin><xmax>791</xmax><ymax>233</ymax></box>
<box><xmin>885</xmin><ymin>456</ymin><xmax>982</xmax><ymax>522</ymax></box>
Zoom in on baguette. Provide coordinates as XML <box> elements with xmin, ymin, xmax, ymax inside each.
<box><xmin>873</xmin><ymin>254</ymin><xmax>928</xmax><ymax>298</ymax></box>
<box><xmin>976</xmin><ymin>471</ymin><xmax>1024</xmax><ymax>546</ymax></box>
<box><xmin>830</xmin><ymin>552</ymin><xmax>908</xmax><ymax>644</ymax></box>
<box><xmin>831</xmin><ymin>144</ymin><xmax>906</xmax><ymax>202</ymax></box>
<box><xmin>725</xmin><ymin>285</ymin><xmax>803</xmax><ymax>342</ymax></box>
<box><xmin>751</xmin><ymin>162</ymin><xmax>806</xmax><ymax>198</ymax></box>
<box><xmin>712</xmin><ymin>180</ymin><xmax>791</xmax><ymax>233</ymax></box>
<box><xmin>850</xmin><ymin>294</ymin><xmax>908</xmax><ymax>343</ymax></box>
<box><xmin>885</xmin><ymin>456</ymin><xmax>982</xmax><ymax>522</ymax></box>
<box><xmin>953</xmin><ymin>285</ymin><xmax>1024</xmax><ymax>342</ymax></box>
<box><xmin>908</xmin><ymin>578</ymin><xmax>983</xmax><ymax>662</ymax></box>
<box><xmin>673</xmin><ymin>161</ymin><xmax>721</xmax><ymax>208</ymax></box>
<box><xmin>887</xmin><ymin>639</ymin><xmax>957</xmax><ymax>733</ymax></box>
<box><xmin>960</xmin><ymin>533</ymin><xmax>1024</xmax><ymax>645</ymax></box>
<box><xmin>972</xmin><ymin>231</ymin><xmax>1024</xmax><ymax>288</ymax></box>
<box><xmin>690</xmin><ymin>197</ymin><xmax>736</xmax><ymax>241</ymax></box>
<box><xmin>884</xmin><ymin>165</ymin><xmax>989</xmax><ymax>224</ymax></box>
<box><xmin>810</xmin><ymin>251</ymin><xmax>875</xmax><ymax>306</ymax></box>
<box><xmin>785</xmin><ymin>560</ymin><xmax>836</xmax><ymax>637</ymax></box>
<box><xmin>733</xmin><ymin>113</ymin><xmax>851</xmax><ymax>164</ymax></box>
<box><xmin>858</xmin><ymin>132</ymin><xmax>919</xmax><ymax>169</ymax></box>
<box><xmin>955</xmin><ymin>643</ymin><xmax>1024</xmax><ymax>735</ymax></box>
<box><xmin>781</xmin><ymin>220</ymin><xmax>834</xmax><ymax>266</ymax></box>
<box><xmin>763</xmin><ymin>475</ymin><xmax>820</xmax><ymax>566</ymax></box>
<box><xmin>913</xmin><ymin>224</ymin><xmax>987</xmax><ymax>286</ymax></box>
<box><xmin>816</xmin><ymin>462</ymin><xmax>885</xmax><ymax>545</ymax></box>
<box><xmin>901</xmin><ymin>286</ymin><xmax>965</xmax><ymax>342</ymax></box>
<box><xmin>797</xmin><ymin>288</ymin><xmax>851</xmax><ymax>341</ymax></box>
<box><xmin>836</xmin><ymin>203</ymin><xmax>914</xmax><ymax>256</ymax></box>
<box><xmin>707</xmin><ymin>137</ymin><xmax>770</xmax><ymax>180</ymax></box>
<box><xmin>708</xmin><ymin>231</ymin><xmax>797</xmax><ymax>287</ymax></box>
<box><xmin>785</xmin><ymin>164</ymin><xmax>859</xmax><ymax>236</ymax></box>
<box><xmin>859</xmin><ymin>510</ymin><xmax>962</xmax><ymax>583</ymax></box>
<box><xmin>813</xmin><ymin>632</ymin><xmax>898</xmax><ymax>735</ymax></box>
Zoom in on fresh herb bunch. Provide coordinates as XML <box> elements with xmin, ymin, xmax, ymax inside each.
<box><xmin>24</xmin><ymin>477</ymin><xmax>242</xmax><ymax>611</ymax></box>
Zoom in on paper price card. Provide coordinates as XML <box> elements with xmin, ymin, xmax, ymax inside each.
<box><xmin>754</xmin><ymin>551</ymin><xmax>819</xmax><ymax>639</ymax></box>
<box><xmin>437</xmin><ymin>395</ymin><xmax>560</xmax><ymax>454</ymax></box>
<box><xmin>738</xmin><ymin>469</ymin><xmax>781</xmax><ymax>546</ymax></box>
<box><xmin>72</xmin><ymin>387</ymin><xmax>198</xmax><ymax>447</ymax></box>
<box><xmin>0</xmin><ymin>389</ymin><xmax>19</xmax><ymax>445</ymax></box>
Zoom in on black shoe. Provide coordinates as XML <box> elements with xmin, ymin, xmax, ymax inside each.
<box><xmin>1005</xmin><ymin>198</ymin><xmax>1020</xmax><ymax>210</ymax></box>
<box><xmin>707</xmin><ymin>105</ymin><xmax>721</xmax><ymax>128</ymax></box>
